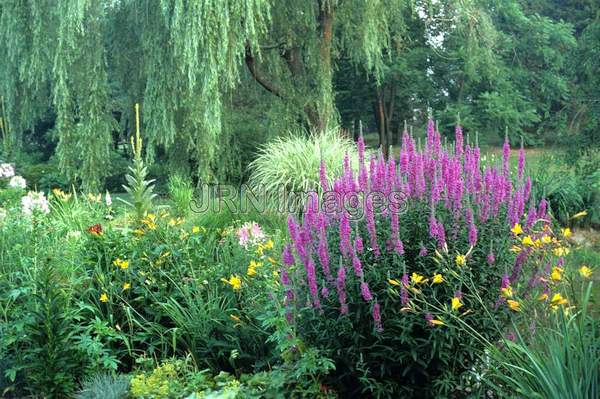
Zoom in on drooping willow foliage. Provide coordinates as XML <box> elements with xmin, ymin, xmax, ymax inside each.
<box><xmin>0</xmin><ymin>0</ymin><xmax>464</xmax><ymax>189</ymax></box>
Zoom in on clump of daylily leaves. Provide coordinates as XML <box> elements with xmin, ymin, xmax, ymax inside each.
<box><xmin>277</xmin><ymin>120</ymin><xmax>594</xmax><ymax>397</ymax></box>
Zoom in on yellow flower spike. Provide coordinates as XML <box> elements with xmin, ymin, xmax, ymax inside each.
<box><xmin>99</xmin><ymin>293</ymin><xmax>108</xmax><ymax>302</ymax></box>
<box><xmin>551</xmin><ymin>267</ymin><xmax>563</xmax><ymax>282</ymax></box>
<box><xmin>451</xmin><ymin>297</ymin><xmax>463</xmax><ymax>311</ymax></box>
<box><xmin>579</xmin><ymin>265</ymin><xmax>592</xmax><ymax>279</ymax></box>
<box><xmin>561</xmin><ymin>228</ymin><xmax>572</xmax><ymax>238</ymax></box>
<box><xmin>511</xmin><ymin>223</ymin><xmax>523</xmax><ymax>236</ymax></box>
<box><xmin>571</xmin><ymin>211</ymin><xmax>588</xmax><ymax>219</ymax></box>
<box><xmin>432</xmin><ymin>274</ymin><xmax>444</xmax><ymax>284</ymax></box>
<box><xmin>455</xmin><ymin>254</ymin><xmax>466</xmax><ymax>266</ymax></box>
<box><xmin>411</xmin><ymin>272</ymin><xmax>427</xmax><ymax>284</ymax></box>
<box><xmin>123</xmin><ymin>282</ymin><xmax>131</xmax><ymax>290</ymax></box>
<box><xmin>388</xmin><ymin>279</ymin><xmax>401</xmax><ymax>286</ymax></box>
<box><xmin>501</xmin><ymin>286</ymin><xmax>513</xmax><ymax>298</ymax></box>
<box><xmin>522</xmin><ymin>236</ymin><xmax>534</xmax><ymax>246</ymax></box>
<box><xmin>507</xmin><ymin>299</ymin><xmax>521</xmax><ymax>312</ymax></box>
<box><xmin>192</xmin><ymin>226</ymin><xmax>201</xmax><ymax>234</ymax></box>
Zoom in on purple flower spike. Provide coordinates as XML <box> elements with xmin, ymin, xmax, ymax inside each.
<box><xmin>373</xmin><ymin>301</ymin><xmax>383</xmax><ymax>332</ymax></box>
<box><xmin>360</xmin><ymin>282</ymin><xmax>373</xmax><ymax>301</ymax></box>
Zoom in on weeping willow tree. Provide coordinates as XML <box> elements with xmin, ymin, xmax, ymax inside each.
<box><xmin>0</xmin><ymin>0</ymin><xmax>410</xmax><ymax>189</ymax></box>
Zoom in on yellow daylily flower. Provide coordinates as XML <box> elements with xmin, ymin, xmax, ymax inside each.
<box><xmin>561</xmin><ymin>228</ymin><xmax>572</xmax><ymax>238</ymax></box>
<box><xmin>263</xmin><ymin>240</ymin><xmax>274</xmax><ymax>250</ymax></box>
<box><xmin>123</xmin><ymin>282</ymin><xmax>131</xmax><ymax>290</ymax></box>
<box><xmin>550</xmin><ymin>293</ymin><xmax>568</xmax><ymax>308</ymax></box>
<box><xmin>411</xmin><ymin>272</ymin><xmax>428</xmax><ymax>284</ymax></box>
<box><xmin>510</xmin><ymin>245</ymin><xmax>523</xmax><ymax>253</ymax></box>
<box><xmin>388</xmin><ymin>279</ymin><xmax>401</xmax><ymax>286</ymax></box>
<box><xmin>430</xmin><ymin>319</ymin><xmax>445</xmax><ymax>326</ymax></box>
<box><xmin>538</xmin><ymin>293</ymin><xmax>548</xmax><ymax>301</ymax></box>
<box><xmin>99</xmin><ymin>293</ymin><xmax>108</xmax><ymax>302</ymax></box>
<box><xmin>451</xmin><ymin>297</ymin><xmax>463</xmax><ymax>311</ymax></box>
<box><xmin>541</xmin><ymin>235</ymin><xmax>552</xmax><ymax>244</ymax></box>
<box><xmin>522</xmin><ymin>236</ymin><xmax>534</xmax><ymax>246</ymax></box>
<box><xmin>511</xmin><ymin>223</ymin><xmax>523</xmax><ymax>236</ymax></box>
<box><xmin>553</xmin><ymin>247</ymin><xmax>570</xmax><ymax>257</ymax></box>
<box><xmin>455</xmin><ymin>254</ymin><xmax>466</xmax><ymax>266</ymax></box>
<box><xmin>551</xmin><ymin>267</ymin><xmax>564</xmax><ymax>282</ymax></box>
<box><xmin>247</xmin><ymin>264</ymin><xmax>257</xmax><ymax>276</ymax></box>
<box><xmin>507</xmin><ymin>299</ymin><xmax>520</xmax><ymax>312</ymax></box>
<box><xmin>192</xmin><ymin>226</ymin><xmax>201</xmax><ymax>234</ymax></box>
<box><xmin>221</xmin><ymin>275</ymin><xmax>242</xmax><ymax>290</ymax></box>
<box><xmin>579</xmin><ymin>265</ymin><xmax>592</xmax><ymax>279</ymax></box>
<box><xmin>133</xmin><ymin>229</ymin><xmax>145</xmax><ymax>236</ymax></box>
<box><xmin>432</xmin><ymin>274</ymin><xmax>444</xmax><ymax>284</ymax></box>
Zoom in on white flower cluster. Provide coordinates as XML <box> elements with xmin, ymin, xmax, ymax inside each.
<box><xmin>21</xmin><ymin>191</ymin><xmax>50</xmax><ymax>215</ymax></box>
<box><xmin>0</xmin><ymin>162</ymin><xmax>26</xmax><ymax>189</ymax></box>
<box><xmin>0</xmin><ymin>163</ymin><xmax>14</xmax><ymax>178</ymax></box>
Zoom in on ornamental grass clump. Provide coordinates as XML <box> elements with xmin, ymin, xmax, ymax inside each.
<box><xmin>279</xmin><ymin>120</ymin><xmax>565</xmax><ymax>397</ymax></box>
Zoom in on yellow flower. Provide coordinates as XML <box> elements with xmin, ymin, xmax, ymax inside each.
<box><xmin>388</xmin><ymin>279</ymin><xmax>401</xmax><ymax>286</ymax></box>
<box><xmin>510</xmin><ymin>245</ymin><xmax>522</xmax><ymax>253</ymax></box>
<box><xmin>451</xmin><ymin>297</ymin><xmax>463</xmax><ymax>311</ymax></box>
<box><xmin>99</xmin><ymin>293</ymin><xmax>108</xmax><ymax>302</ymax></box>
<box><xmin>522</xmin><ymin>236</ymin><xmax>534</xmax><ymax>246</ymax></box>
<box><xmin>533</xmin><ymin>238</ymin><xmax>542</xmax><ymax>247</ymax></box>
<box><xmin>501</xmin><ymin>286</ymin><xmax>513</xmax><ymax>298</ymax></box>
<box><xmin>123</xmin><ymin>282</ymin><xmax>131</xmax><ymax>290</ymax></box>
<box><xmin>579</xmin><ymin>265</ymin><xmax>592</xmax><ymax>279</ymax></box>
<box><xmin>511</xmin><ymin>223</ymin><xmax>523</xmax><ymax>236</ymax></box>
<box><xmin>247</xmin><ymin>264</ymin><xmax>257</xmax><ymax>276</ymax></box>
<box><xmin>550</xmin><ymin>293</ymin><xmax>568</xmax><ymax>308</ymax></box>
<box><xmin>455</xmin><ymin>254</ymin><xmax>466</xmax><ymax>266</ymax></box>
<box><xmin>256</xmin><ymin>245</ymin><xmax>264</xmax><ymax>256</ymax></box>
<box><xmin>430</xmin><ymin>319</ymin><xmax>445</xmax><ymax>326</ymax></box>
<box><xmin>432</xmin><ymin>274</ymin><xmax>444</xmax><ymax>284</ymax></box>
<box><xmin>272</xmin><ymin>270</ymin><xmax>279</xmax><ymax>278</ymax></box>
<box><xmin>571</xmin><ymin>211</ymin><xmax>588</xmax><ymax>219</ymax></box>
<box><xmin>507</xmin><ymin>299</ymin><xmax>520</xmax><ymax>312</ymax></box>
<box><xmin>541</xmin><ymin>235</ymin><xmax>552</xmax><ymax>244</ymax></box>
<box><xmin>561</xmin><ymin>228</ymin><xmax>572</xmax><ymax>238</ymax></box>
<box><xmin>133</xmin><ymin>229</ymin><xmax>145</xmax><ymax>236</ymax></box>
<box><xmin>113</xmin><ymin>258</ymin><xmax>129</xmax><ymax>270</ymax></box>
<box><xmin>221</xmin><ymin>275</ymin><xmax>242</xmax><ymax>290</ymax></box>
<box><xmin>553</xmin><ymin>247</ymin><xmax>570</xmax><ymax>257</ymax></box>
<box><xmin>168</xmin><ymin>218</ymin><xmax>184</xmax><ymax>226</ymax></box>
<box><xmin>192</xmin><ymin>226</ymin><xmax>201</xmax><ymax>234</ymax></box>
<box><xmin>263</xmin><ymin>240</ymin><xmax>274</xmax><ymax>250</ymax></box>
<box><xmin>538</xmin><ymin>293</ymin><xmax>548</xmax><ymax>301</ymax></box>
<box><xmin>411</xmin><ymin>272</ymin><xmax>427</xmax><ymax>284</ymax></box>
<box><xmin>551</xmin><ymin>267</ymin><xmax>564</xmax><ymax>282</ymax></box>
<box><xmin>267</xmin><ymin>256</ymin><xmax>277</xmax><ymax>264</ymax></box>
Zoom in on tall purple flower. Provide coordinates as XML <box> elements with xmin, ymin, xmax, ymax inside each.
<box><xmin>319</xmin><ymin>159</ymin><xmax>329</xmax><ymax>191</ymax></box>
<box><xmin>282</xmin><ymin>244</ymin><xmax>295</xmax><ymax>266</ymax></box>
<box><xmin>365</xmin><ymin>196</ymin><xmax>381</xmax><ymax>256</ymax></box>
<box><xmin>517</xmin><ymin>146</ymin><xmax>525</xmax><ymax>180</ymax></box>
<box><xmin>373</xmin><ymin>301</ymin><xmax>383</xmax><ymax>332</ymax></box>
<box><xmin>354</xmin><ymin>235</ymin><xmax>364</xmax><ymax>254</ymax></box>
<box><xmin>360</xmin><ymin>282</ymin><xmax>373</xmax><ymax>301</ymax></box>
<box><xmin>352</xmin><ymin>253</ymin><xmax>363</xmax><ymax>277</ymax></box>
<box><xmin>336</xmin><ymin>264</ymin><xmax>348</xmax><ymax>314</ymax></box>
<box><xmin>455</xmin><ymin>124</ymin><xmax>464</xmax><ymax>157</ymax></box>
<box><xmin>339</xmin><ymin>211</ymin><xmax>352</xmax><ymax>258</ymax></box>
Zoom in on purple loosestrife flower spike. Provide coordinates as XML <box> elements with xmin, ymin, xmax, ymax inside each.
<box><xmin>365</xmin><ymin>196</ymin><xmax>381</xmax><ymax>256</ymax></box>
<box><xmin>354</xmin><ymin>235</ymin><xmax>364</xmax><ymax>254</ymax></box>
<box><xmin>336</xmin><ymin>263</ymin><xmax>348</xmax><ymax>314</ymax></box>
<box><xmin>305</xmin><ymin>257</ymin><xmax>320</xmax><ymax>307</ymax></box>
<box><xmin>373</xmin><ymin>301</ymin><xmax>383</xmax><ymax>332</ymax></box>
<box><xmin>419</xmin><ymin>246</ymin><xmax>428</xmax><ymax>257</ymax></box>
<box><xmin>360</xmin><ymin>282</ymin><xmax>373</xmax><ymax>302</ymax></box>
<box><xmin>352</xmin><ymin>253</ymin><xmax>363</xmax><ymax>277</ymax></box>
<box><xmin>487</xmin><ymin>251</ymin><xmax>495</xmax><ymax>265</ymax></box>
<box><xmin>319</xmin><ymin>159</ymin><xmax>329</xmax><ymax>191</ymax></box>
<box><xmin>282</xmin><ymin>244</ymin><xmax>295</xmax><ymax>266</ymax></box>
<box><xmin>502</xmin><ymin>135</ymin><xmax>510</xmax><ymax>177</ymax></box>
<box><xmin>455</xmin><ymin>124</ymin><xmax>464</xmax><ymax>157</ymax></box>
<box><xmin>518</xmin><ymin>146</ymin><xmax>525</xmax><ymax>181</ymax></box>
